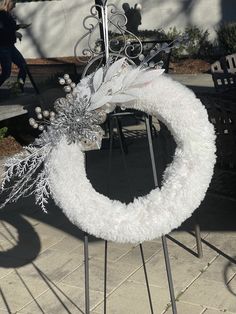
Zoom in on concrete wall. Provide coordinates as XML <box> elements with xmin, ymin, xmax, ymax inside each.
<box><xmin>14</xmin><ymin>0</ymin><xmax>236</xmax><ymax>59</ymax></box>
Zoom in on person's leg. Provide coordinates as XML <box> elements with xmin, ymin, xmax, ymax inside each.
<box><xmin>11</xmin><ymin>46</ymin><xmax>27</xmax><ymax>91</ymax></box>
<box><xmin>0</xmin><ymin>48</ymin><xmax>12</xmax><ymax>86</ymax></box>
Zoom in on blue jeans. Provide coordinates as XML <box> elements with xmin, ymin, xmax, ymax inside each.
<box><xmin>0</xmin><ymin>46</ymin><xmax>27</xmax><ymax>86</ymax></box>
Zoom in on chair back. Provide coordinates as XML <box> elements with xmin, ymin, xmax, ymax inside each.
<box><xmin>211</xmin><ymin>53</ymin><xmax>236</xmax><ymax>92</ymax></box>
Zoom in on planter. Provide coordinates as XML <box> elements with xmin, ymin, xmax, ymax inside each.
<box><xmin>0</xmin><ymin>136</ymin><xmax>23</xmax><ymax>157</ymax></box>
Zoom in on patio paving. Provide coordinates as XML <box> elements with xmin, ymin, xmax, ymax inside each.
<box><xmin>0</xmin><ymin>132</ymin><xmax>236</xmax><ymax>314</ymax></box>
<box><xmin>0</xmin><ymin>72</ymin><xmax>236</xmax><ymax>313</ymax></box>
<box><xmin>0</xmin><ymin>193</ymin><xmax>235</xmax><ymax>313</ymax></box>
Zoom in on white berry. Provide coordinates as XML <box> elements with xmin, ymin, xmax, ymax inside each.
<box><xmin>66</xmin><ymin>78</ymin><xmax>72</xmax><ymax>84</ymax></box>
<box><xmin>29</xmin><ymin>118</ymin><xmax>35</xmax><ymax>126</ymax></box>
<box><xmin>59</xmin><ymin>78</ymin><xmax>66</xmax><ymax>85</ymax></box>
<box><xmin>43</xmin><ymin>110</ymin><xmax>49</xmax><ymax>117</ymax></box>
<box><xmin>64</xmin><ymin>86</ymin><xmax>71</xmax><ymax>93</ymax></box>
<box><xmin>35</xmin><ymin>107</ymin><xmax>41</xmax><ymax>113</ymax></box>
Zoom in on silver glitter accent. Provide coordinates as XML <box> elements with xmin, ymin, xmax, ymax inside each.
<box><xmin>49</xmin><ymin>79</ymin><xmax>107</xmax><ymax>150</ymax></box>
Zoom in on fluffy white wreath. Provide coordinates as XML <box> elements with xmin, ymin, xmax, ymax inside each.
<box><xmin>0</xmin><ymin>59</ymin><xmax>215</xmax><ymax>243</ymax></box>
<box><xmin>48</xmin><ymin>74</ymin><xmax>216</xmax><ymax>243</ymax></box>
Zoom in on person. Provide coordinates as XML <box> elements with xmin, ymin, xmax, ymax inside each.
<box><xmin>0</xmin><ymin>0</ymin><xmax>30</xmax><ymax>92</ymax></box>
<box><xmin>122</xmin><ymin>2</ymin><xmax>142</xmax><ymax>35</ymax></box>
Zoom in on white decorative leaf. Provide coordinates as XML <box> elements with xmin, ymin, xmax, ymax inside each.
<box><xmin>89</xmin><ymin>95</ymin><xmax>113</xmax><ymax>111</ymax></box>
<box><xmin>132</xmin><ymin>69</ymin><xmax>165</xmax><ymax>87</ymax></box>
<box><xmin>77</xmin><ymin>86</ymin><xmax>91</xmax><ymax>101</ymax></box>
<box><xmin>90</xmin><ymin>81</ymin><xmax>112</xmax><ymax>105</ymax></box>
<box><xmin>93</xmin><ymin>67</ymin><xmax>104</xmax><ymax>92</ymax></box>
<box><xmin>110</xmin><ymin>93</ymin><xmax>136</xmax><ymax>103</ymax></box>
<box><xmin>104</xmin><ymin>57</ymin><xmax>126</xmax><ymax>82</ymax></box>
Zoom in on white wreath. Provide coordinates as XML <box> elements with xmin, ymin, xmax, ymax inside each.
<box><xmin>0</xmin><ymin>59</ymin><xmax>215</xmax><ymax>243</ymax></box>
<box><xmin>48</xmin><ymin>74</ymin><xmax>216</xmax><ymax>243</ymax></box>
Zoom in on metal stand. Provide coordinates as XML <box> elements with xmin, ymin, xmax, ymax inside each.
<box><xmin>80</xmin><ymin>1</ymin><xmax>195</xmax><ymax>312</ymax></box>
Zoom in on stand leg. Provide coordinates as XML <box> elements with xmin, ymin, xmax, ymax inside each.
<box><xmin>145</xmin><ymin>116</ymin><xmax>159</xmax><ymax>187</ymax></box>
<box><xmin>162</xmin><ymin>236</ymin><xmax>177</xmax><ymax>313</ymax></box>
<box><xmin>115</xmin><ymin>115</ymin><xmax>128</xmax><ymax>154</ymax></box>
<box><xmin>139</xmin><ymin>244</ymin><xmax>154</xmax><ymax>314</ymax></box>
<box><xmin>84</xmin><ymin>234</ymin><xmax>90</xmax><ymax>314</ymax></box>
<box><xmin>145</xmin><ymin>116</ymin><xmax>177</xmax><ymax>313</ymax></box>
<box><xmin>194</xmin><ymin>223</ymin><xmax>203</xmax><ymax>258</ymax></box>
<box><xmin>104</xmin><ymin>241</ymin><xmax>108</xmax><ymax>314</ymax></box>
<box><xmin>107</xmin><ymin>117</ymin><xmax>114</xmax><ymax>194</ymax></box>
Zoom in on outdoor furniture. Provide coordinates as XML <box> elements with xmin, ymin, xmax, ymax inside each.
<box><xmin>200</xmin><ymin>94</ymin><xmax>236</xmax><ymax>168</ymax></box>
<box><xmin>211</xmin><ymin>53</ymin><xmax>236</xmax><ymax>92</ymax></box>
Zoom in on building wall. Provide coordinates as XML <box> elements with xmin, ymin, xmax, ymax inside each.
<box><xmin>14</xmin><ymin>0</ymin><xmax>235</xmax><ymax>59</ymax></box>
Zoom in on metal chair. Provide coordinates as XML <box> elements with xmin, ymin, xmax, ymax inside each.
<box><xmin>211</xmin><ymin>53</ymin><xmax>236</xmax><ymax>92</ymax></box>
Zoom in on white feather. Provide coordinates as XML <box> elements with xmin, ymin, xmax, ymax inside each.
<box><xmin>110</xmin><ymin>94</ymin><xmax>137</xmax><ymax>103</ymax></box>
<box><xmin>122</xmin><ymin>67</ymin><xmax>140</xmax><ymax>88</ymax></box>
<box><xmin>90</xmin><ymin>95</ymin><xmax>112</xmax><ymax>111</ymax></box>
<box><xmin>133</xmin><ymin>69</ymin><xmax>165</xmax><ymax>86</ymax></box>
<box><xmin>123</xmin><ymin>88</ymin><xmax>142</xmax><ymax>97</ymax></box>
